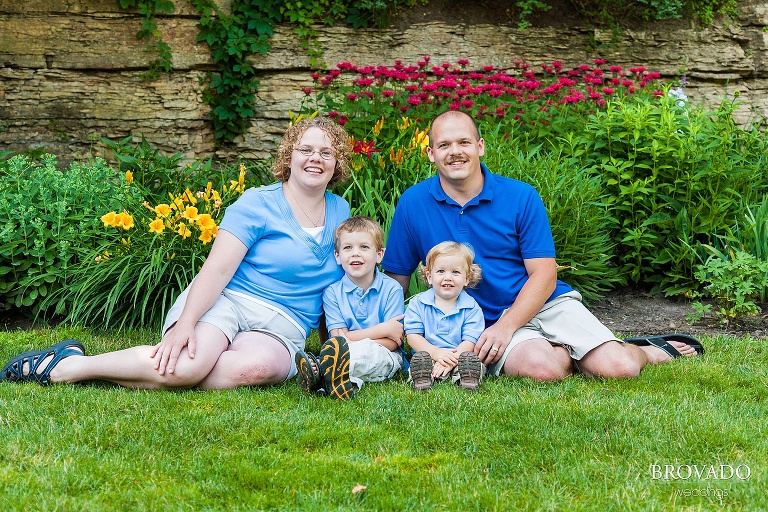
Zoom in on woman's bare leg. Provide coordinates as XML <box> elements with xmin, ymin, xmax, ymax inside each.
<box><xmin>47</xmin><ymin>323</ymin><xmax>229</xmax><ymax>389</ymax></box>
<box><xmin>198</xmin><ymin>331</ymin><xmax>293</xmax><ymax>389</ymax></box>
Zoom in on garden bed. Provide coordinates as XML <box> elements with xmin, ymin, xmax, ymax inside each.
<box><xmin>3</xmin><ymin>285</ymin><xmax>766</xmax><ymax>340</ymax></box>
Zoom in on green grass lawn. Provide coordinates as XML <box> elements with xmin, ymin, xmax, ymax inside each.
<box><xmin>1</xmin><ymin>328</ymin><xmax>765</xmax><ymax>511</ymax></box>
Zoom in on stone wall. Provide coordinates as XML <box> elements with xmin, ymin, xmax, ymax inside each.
<box><xmin>2</xmin><ymin>0</ymin><xmax>767</xmax><ymax>163</ymax></box>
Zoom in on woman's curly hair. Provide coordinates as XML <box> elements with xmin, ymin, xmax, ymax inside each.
<box><xmin>271</xmin><ymin>116</ymin><xmax>352</xmax><ymax>188</ymax></box>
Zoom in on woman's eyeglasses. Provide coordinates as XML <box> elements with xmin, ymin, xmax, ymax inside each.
<box><xmin>294</xmin><ymin>147</ymin><xmax>335</xmax><ymax>160</ymax></box>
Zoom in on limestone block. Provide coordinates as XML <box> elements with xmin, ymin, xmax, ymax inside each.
<box><xmin>0</xmin><ymin>68</ymin><xmax>213</xmax><ymax>161</ymax></box>
<box><xmin>0</xmin><ymin>15</ymin><xmax>211</xmax><ymax>69</ymax></box>
<box><xmin>0</xmin><ymin>0</ymin><xmax>222</xmax><ymax>16</ymax></box>
<box><xmin>2</xmin><ymin>0</ymin><xmax>768</xmax><ymax>165</ymax></box>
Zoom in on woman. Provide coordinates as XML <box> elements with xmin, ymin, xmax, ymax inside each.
<box><xmin>1</xmin><ymin>116</ymin><xmax>352</xmax><ymax>389</ymax></box>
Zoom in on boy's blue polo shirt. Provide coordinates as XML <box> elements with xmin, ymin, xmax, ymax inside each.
<box><xmin>383</xmin><ymin>164</ymin><xmax>572</xmax><ymax>327</ymax></box>
<box><xmin>404</xmin><ymin>289</ymin><xmax>485</xmax><ymax>349</ymax></box>
<box><xmin>323</xmin><ymin>269</ymin><xmax>405</xmax><ymax>333</ymax></box>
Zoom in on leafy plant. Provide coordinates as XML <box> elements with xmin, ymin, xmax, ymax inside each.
<box><xmin>693</xmin><ymin>246</ymin><xmax>768</xmax><ymax>321</ymax></box>
<box><xmin>42</xmin><ymin>167</ymin><xmax>251</xmax><ymax>329</ymax></box>
<box><xmin>564</xmin><ymin>0</ymin><xmax>736</xmax><ymax>26</ymax></box>
<box><xmin>0</xmin><ymin>155</ymin><xmax>124</xmax><ymax>315</ymax></box>
<box><xmin>570</xmin><ymin>90</ymin><xmax>768</xmax><ymax>296</ymax></box>
<box><xmin>101</xmin><ymin>135</ymin><xmax>185</xmax><ymax>201</ymax></box>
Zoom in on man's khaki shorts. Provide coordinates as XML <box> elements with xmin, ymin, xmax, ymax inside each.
<box><xmin>487</xmin><ymin>290</ymin><xmax>619</xmax><ymax>376</ymax></box>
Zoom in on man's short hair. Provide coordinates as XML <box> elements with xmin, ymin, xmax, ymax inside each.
<box><xmin>427</xmin><ymin>110</ymin><xmax>481</xmax><ymax>147</ymax></box>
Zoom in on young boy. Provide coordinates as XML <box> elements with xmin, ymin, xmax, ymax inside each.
<box><xmin>405</xmin><ymin>241</ymin><xmax>485</xmax><ymax>391</ymax></box>
<box><xmin>295</xmin><ymin>216</ymin><xmax>405</xmax><ymax>400</ymax></box>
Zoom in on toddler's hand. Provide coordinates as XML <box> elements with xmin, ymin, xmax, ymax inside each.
<box><xmin>432</xmin><ymin>361</ymin><xmax>452</xmax><ymax>379</ymax></box>
<box><xmin>433</xmin><ymin>347</ymin><xmax>459</xmax><ymax>367</ymax></box>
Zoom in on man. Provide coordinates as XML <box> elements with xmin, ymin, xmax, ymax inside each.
<box><xmin>382</xmin><ymin>110</ymin><xmax>703</xmax><ymax>380</ymax></box>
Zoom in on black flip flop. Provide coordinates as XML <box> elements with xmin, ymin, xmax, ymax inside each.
<box><xmin>624</xmin><ymin>333</ymin><xmax>705</xmax><ymax>358</ymax></box>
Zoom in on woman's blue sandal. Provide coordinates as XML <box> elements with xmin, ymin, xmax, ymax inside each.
<box><xmin>1</xmin><ymin>339</ymin><xmax>85</xmax><ymax>385</ymax></box>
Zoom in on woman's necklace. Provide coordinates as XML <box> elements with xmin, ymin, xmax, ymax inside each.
<box><xmin>286</xmin><ymin>183</ymin><xmax>325</xmax><ymax>227</ymax></box>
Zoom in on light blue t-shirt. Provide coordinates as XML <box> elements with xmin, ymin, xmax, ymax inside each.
<box><xmin>219</xmin><ymin>183</ymin><xmax>350</xmax><ymax>336</ymax></box>
<box><xmin>404</xmin><ymin>289</ymin><xmax>485</xmax><ymax>350</ymax></box>
<box><xmin>323</xmin><ymin>269</ymin><xmax>404</xmax><ymax>334</ymax></box>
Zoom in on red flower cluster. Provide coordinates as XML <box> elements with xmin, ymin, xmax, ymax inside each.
<box><xmin>299</xmin><ymin>57</ymin><xmax>666</xmax><ymax>139</ymax></box>
<box><xmin>308</xmin><ymin>57</ymin><xmax>663</xmax><ymax>120</ymax></box>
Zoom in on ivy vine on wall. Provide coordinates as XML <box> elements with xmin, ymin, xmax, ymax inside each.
<box><xmin>118</xmin><ymin>0</ymin><xmax>737</xmax><ymax>145</ymax></box>
<box><xmin>118</xmin><ymin>0</ymin><xmax>175</xmax><ymax>81</ymax></box>
<box><xmin>118</xmin><ymin>0</ymin><xmax>426</xmax><ymax>144</ymax></box>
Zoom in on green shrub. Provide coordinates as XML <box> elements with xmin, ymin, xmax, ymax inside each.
<box><xmin>570</xmin><ymin>93</ymin><xmax>768</xmax><ymax>296</ymax></box>
<box><xmin>41</xmin><ymin>164</ymin><xmax>263</xmax><ymax>330</ymax></box>
<box><xmin>0</xmin><ymin>155</ymin><xmax>124</xmax><ymax>315</ymax></box>
<box><xmin>693</xmin><ymin>246</ymin><xmax>768</xmax><ymax>320</ymax></box>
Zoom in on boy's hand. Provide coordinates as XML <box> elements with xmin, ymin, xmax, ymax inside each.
<box><xmin>381</xmin><ymin>315</ymin><xmax>405</xmax><ymax>345</ymax></box>
<box><xmin>431</xmin><ymin>347</ymin><xmax>459</xmax><ymax>368</ymax></box>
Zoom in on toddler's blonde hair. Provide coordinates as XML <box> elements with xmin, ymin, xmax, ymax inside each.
<box><xmin>420</xmin><ymin>241</ymin><xmax>482</xmax><ymax>288</ymax></box>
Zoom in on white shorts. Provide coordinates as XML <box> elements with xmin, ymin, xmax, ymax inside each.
<box><xmin>348</xmin><ymin>338</ymin><xmax>403</xmax><ymax>388</ymax></box>
<box><xmin>488</xmin><ymin>290</ymin><xmax>619</xmax><ymax>376</ymax></box>
<box><xmin>162</xmin><ymin>286</ymin><xmax>306</xmax><ymax>380</ymax></box>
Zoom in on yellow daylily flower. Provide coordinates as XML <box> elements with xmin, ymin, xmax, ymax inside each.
<box><xmin>101</xmin><ymin>211</ymin><xmax>117</xmax><ymax>227</ymax></box>
<box><xmin>196</xmin><ymin>214</ymin><xmax>216</xmax><ymax>230</ymax></box>
<box><xmin>125</xmin><ymin>170</ymin><xmax>133</xmax><ymax>184</ymax></box>
<box><xmin>182</xmin><ymin>206</ymin><xmax>199</xmax><ymax>221</ymax></box>
<box><xmin>372</xmin><ymin>116</ymin><xmax>385</xmax><ymax>136</ymax></box>
<box><xmin>389</xmin><ymin>148</ymin><xmax>404</xmax><ymax>165</ymax></box>
<box><xmin>412</xmin><ymin>128</ymin><xmax>429</xmax><ymax>151</ymax></box>
<box><xmin>177</xmin><ymin>223</ymin><xmax>191</xmax><ymax>239</ymax></box>
<box><xmin>154</xmin><ymin>204</ymin><xmax>172</xmax><ymax>217</ymax></box>
<box><xmin>115</xmin><ymin>212</ymin><xmax>134</xmax><ymax>230</ymax></box>
<box><xmin>149</xmin><ymin>218</ymin><xmax>165</xmax><ymax>234</ymax></box>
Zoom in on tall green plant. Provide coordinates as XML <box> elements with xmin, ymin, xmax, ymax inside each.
<box><xmin>42</xmin><ymin>167</ymin><xmax>253</xmax><ymax>329</ymax></box>
<box><xmin>693</xmin><ymin>246</ymin><xmax>768</xmax><ymax>320</ymax></box>
<box><xmin>0</xmin><ymin>155</ymin><xmax>124</xmax><ymax>315</ymax></box>
<box><xmin>571</xmin><ymin>91</ymin><xmax>768</xmax><ymax>296</ymax></box>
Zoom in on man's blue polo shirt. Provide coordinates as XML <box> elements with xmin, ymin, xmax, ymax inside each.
<box><xmin>383</xmin><ymin>164</ymin><xmax>572</xmax><ymax>327</ymax></box>
<box><xmin>404</xmin><ymin>289</ymin><xmax>485</xmax><ymax>349</ymax></box>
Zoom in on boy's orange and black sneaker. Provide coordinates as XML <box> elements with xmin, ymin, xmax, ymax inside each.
<box><xmin>295</xmin><ymin>350</ymin><xmax>324</xmax><ymax>395</ymax></box>
<box><xmin>318</xmin><ymin>336</ymin><xmax>356</xmax><ymax>400</ymax></box>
